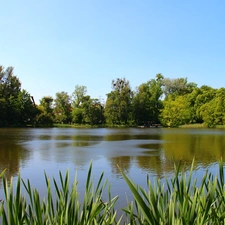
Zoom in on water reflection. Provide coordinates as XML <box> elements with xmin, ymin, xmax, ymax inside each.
<box><xmin>0</xmin><ymin>129</ymin><xmax>31</xmax><ymax>186</ymax></box>
<box><xmin>162</xmin><ymin>130</ymin><xmax>225</xmax><ymax>166</ymax></box>
<box><xmin>1</xmin><ymin>128</ymin><xmax>225</xmax><ymax>181</ymax></box>
<box><xmin>109</xmin><ymin>156</ymin><xmax>132</xmax><ymax>178</ymax></box>
<box><xmin>1</xmin><ymin>127</ymin><xmax>225</xmax><ymax>217</ymax></box>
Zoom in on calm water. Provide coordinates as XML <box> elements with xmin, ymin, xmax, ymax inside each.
<box><xmin>0</xmin><ymin>127</ymin><xmax>225</xmax><ymax>211</ymax></box>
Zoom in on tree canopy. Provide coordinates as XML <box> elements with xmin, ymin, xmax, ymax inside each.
<box><xmin>1</xmin><ymin>63</ymin><xmax>224</xmax><ymax>128</ymax></box>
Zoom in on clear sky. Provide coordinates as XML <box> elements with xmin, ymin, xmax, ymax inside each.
<box><xmin>1</xmin><ymin>0</ymin><xmax>225</xmax><ymax>103</ymax></box>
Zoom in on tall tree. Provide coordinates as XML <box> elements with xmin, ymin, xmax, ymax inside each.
<box><xmin>160</xmin><ymin>95</ymin><xmax>191</xmax><ymax>127</ymax></box>
<box><xmin>133</xmin><ymin>74</ymin><xmax>163</xmax><ymax>125</ymax></box>
<box><xmin>39</xmin><ymin>96</ymin><xmax>54</xmax><ymax>114</ymax></box>
<box><xmin>71</xmin><ymin>85</ymin><xmax>88</xmax><ymax>124</ymax></box>
<box><xmin>161</xmin><ymin>77</ymin><xmax>197</xmax><ymax>99</ymax></box>
<box><xmin>54</xmin><ymin>92</ymin><xmax>71</xmax><ymax>124</ymax></box>
<box><xmin>0</xmin><ymin>66</ymin><xmax>21</xmax><ymax>99</ymax></box>
<box><xmin>17</xmin><ymin>89</ymin><xmax>38</xmax><ymax>125</ymax></box>
<box><xmin>0</xmin><ymin>66</ymin><xmax>22</xmax><ymax>126</ymax></box>
<box><xmin>71</xmin><ymin>85</ymin><xmax>87</xmax><ymax>108</ymax></box>
<box><xmin>35</xmin><ymin>96</ymin><xmax>54</xmax><ymax>127</ymax></box>
<box><xmin>194</xmin><ymin>85</ymin><xmax>216</xmax><ymax>123</ymax></box>
<box><xmin>104</xmin><ymin>78</ymin><xmax>133</xmax><ymax>125</ymax></box>
<box><xmin>199</xmin><ymin>88</ymin><xmax>225</xmax><ymax>127</ymax></box>
<box><xmin>0</xmin><ymin>66</ymin><xmax>38</xmax><ymax>127</ymax></box>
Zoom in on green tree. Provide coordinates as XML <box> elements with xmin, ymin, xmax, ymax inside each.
<box><xmin>0</xmin><ymin>66</ymin><xmax>38</xmax><ymax>126</ymax></box>
<box><xmin>54</xmin><ymin>92</ymin><xmax>71</xmax><ymax>124</ymax></box>
<box><xmin>133</xmin><ymin>83</ymin><xmax>152</xmax><ymax>125</ymax></box>
<box><xmin>40</xmin><ymin>96</ymin><xmax>54</xmax><ymax>114</ymax></box>
<box><xmin>72</xmin><ymin>107</ymin><xmax>84</xmax><ymax>124</ymax></box>
<box><xmin>0</xmin><ymin>66</ymin><xmax>21</xmax><ymax>99</ymax></box>
<box><xmin>184</xmin><ymin>87</ymin><xmax>201</xmax><ymax>123</ymax></box>
<box><xmin>71</xmin><ymin>85</ymin><xmax>87</xmax><ymax>108</ymax></box>
<box><xmin>35</xmin><ymin>96</ymin><xmax>54</xmax><ymax>127</ymax></box>
<box><xmin>17</xmin><ymin>90</ymin><xmax>37</xmax><ymax>126</ymax></box>
<box><xmin>194</xmin><ymin>85</ymin><xmax>216</xmax><ymax>123</ymax></box>
<box><xmin>0</xmin><ymin>66</ymin><xmax>22</xmax><ymax>126</ymax></box>
<box><xmin>83</xmin><ymin>98</ymin><xmax>103</xmax><ymax>125</ymax></box>
<box><xmin>200</xmin><ymin>88</ymin><xmax>225</xmax><ymax>127</ymax></box>
<box><xmin>161</xmin><ymin>77</ymin><xmax>197</xmax><ymax>99</ymax></box>
<box><xmin>133</xmin><ymin>74</ymin><xmax>163</xmax><ymax>125</ymax></box>
<box><xmin>72</xmin><ymin>91</ymin><xmax>103</xmax><ymax>125</ymax></box>
<box><xmin>0</xmin><ymin>98</ymin><xmax>7</xmax><ymax>126</ymax></box>
<box><xmin>71</xmin><ymin>85</ymin><xmax>87</xmax><ymax>124</ymax></box>
<box><xmin>104</xmin><ymin>78</ymin><xmax>133</xmax><ymax>125</ymax></box>
<box><xmin>160</xmin><ymin>95</ymin><xmax>191</xmax><ymax>127</ymax></box>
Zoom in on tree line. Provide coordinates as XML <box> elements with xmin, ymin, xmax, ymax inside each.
<box><xmin>1</xmin><ymin>64</ymin><xmax>224</xmax><ymax>128</ymax></box>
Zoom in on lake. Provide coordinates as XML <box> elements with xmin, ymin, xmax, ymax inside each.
<box><xmin>0</xmin><ymin>127</ymin><xmax>225</xmax><ymax>213</ymax></box>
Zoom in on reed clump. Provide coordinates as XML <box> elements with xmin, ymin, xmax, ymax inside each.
<box><xmin>0</xmin><ymin>160</ymin><xmax>225</xmax><ymax>224</ymax></box>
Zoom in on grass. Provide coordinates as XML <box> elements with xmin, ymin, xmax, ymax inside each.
<box><xmin>179</xmin><ymin>123</ymin><xmax>205</xmax><ymax>128</ymax></box>
<box><xmin>179</xmin><ymin>123</ymin><xmax>225</xmax><ymax>129</ymax></box>
<box><xmin>1</xmin><ymin>160</ymin><xmax>225</xmax><ymax>224</ymax></box>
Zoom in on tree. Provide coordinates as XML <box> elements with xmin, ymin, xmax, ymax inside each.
<box><xmin>72</xmin><ymin>107</ymin><xmax>84</xmax><ymax>124</ymax></box>
<box><xmin>40</xmin><ymin>96</ymin><xmax>54</xmax><ymax>114</ymax></box>
<box><xmin>133</xmin><ymin>74</ymin><xmax>163</xmax><ymax>125</ymax></box>
<box><xmin>17</xmin><ymin>89</ymin><xmax>38</xmax><ymax>125</ymax></box>
<box><xmin>35</xmin><ymin>96</ymin><xmax>54</xmax><ymax>127</ymax></box>
<box><xmin>160</xmin><ymin>95</ymin><xmax>191</xmax><ymax>127</ymax></box>
<box><xmin>54</xmin><ymin>92</ymin><xmax>71</xmax><ymax>124</ymax></box>
<box><xmin>194</xmin><ymin>85</ymin><xmax>216</xmax><ymax>123</ymax></box>
<box><xmin>161</xmin><ymin>77</ymin><xmax>197</xmax><ymax>99</ymax></box>
<box><xmin>0</xmin><ymin>66</ymin><xmax>37</xmax><ymax>126</ymax></box>
<box><xmin>71</xmin><ymin>85</ymin><xmax>87</xmax><ymax>108</ymax></box>
<box><xmin>133</xmin><ymin>83</ymin><xmax>152</xmax><ymax>125</ymax></box>
<box><xmin>0</xmin><ymin>66</ymin><xmax>21</xmax><ymax>99</ymax></box>
<box><xmin>71</xmin><ymin>85</ymin><xmax>87</xmax><ymax>124</ymax></box>
<box><xmin>200</xmin><ymin>88</ymin><xmax>225</xmax><ymax>127</ymax></box>
<box><xmin>0</xmin><ymin>98</ymin><xmax>7</xmax><ymax>126</ymax></box>
<box><xmin>104</xmin><ymin>78</ymin><xmax>133</xmax><ymax>125</ymax></box>
<box><xmin>83</xmin><ymin>98</ymin><xmax>103</xmax><ymax>125</ymax></box>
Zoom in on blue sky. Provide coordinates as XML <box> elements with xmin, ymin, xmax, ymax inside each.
<box><xmin>1</xmin><ymin>0</ymin><xmax>225</xmax><ymax>103</ymax></box>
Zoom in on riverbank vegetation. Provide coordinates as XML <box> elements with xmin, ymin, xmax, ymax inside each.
<box><xmin>1</xmin><ymin>161</ymin><xmax>225</xmax><ymax>224</ymax></box>
<box><xmin>1</xmin><ymin>64</ymin><xmax>225</xmax><ymax>128</ymax></box>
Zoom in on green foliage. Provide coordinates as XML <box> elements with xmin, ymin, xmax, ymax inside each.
<box><xmin>200</xmin><ymin>88</ymin><xmax>225</xmax><ymax>127</ymax></box>
<box><xmin>1</xmin><ymin>161</ymin><xmax>225</xmax><ymax>224</ymax></box>
<box><xmin>161</xmin><ymin>77</ymin><xmax>197</xmax><ymax>99</ymax></box>
<box><xmin>71</xmin><ymin>85</ymin><xmax>87</xmax><ymax>108</ymax></box>
<box><xmin>71</xmin><ymin>85</ymin><xmax>104</xmax><ymax>125</ymax></box>
<box><xmin>83</xmin><ymin>99</ymin><xmax>103</xmax><ymax>125</ymax></box>
<box><xmin>34</xmin><ymin>96</ymin><xmax>55</xmax><ymax>127</ymax></box>
<box><xmin>34</xmin><ymin>113</ymin><xmax>54</xmax><ymax>127</ymax></box>
<box><xmin>1</xmin><ymin>62</ymin><xmax>225</xmax><ymax>128</ymax></box>
<box><xmin>104</xmin><ymin>78</ymin><xmax>133</xmax><ymax>125</ymax></box>
<box><xmin>195</xmin><ymin>86</ymin><xmax>216</xmax><ymax>123</ymax></box>
<box><xmin>54</xmin><ymin>91</ymin><xmax>72</xmax><ymax>124</ymax></box>
<box><xmin>121</xmin><ymin>159</ymin><xmax>225</xmax><ymax>225</ymax></box>
<box><xmin>0</xmin><ymin>65</ymin><xmax>37</xmax><ymax>127</ymax></box>
<box><xmin>40</xmin><ymin>96</ymin><xmax>54</xmax><ymax>115</ymax></box>
<box><xmin>0</xmin><ymin>66</ymin><xmax>21</xmax><ymax>99</ymax></box>
<box><xmin>0</xmin><ymin>164</ymin><xmax>120</xmax><ymax>225</ymax></box>
<box><xmin>133</xmin><ymin>75</ymin><xmax>163</xmax><ymax>125</ymax></box>
<box><xmin>72</xmin><ymin>107</ymin><xmax>84</xmax><ymax>124</ymax></box>
<box><xmin>160</xmin><ymin>95</ymin><xmax>191</xmax><ymax>127</ymax></box>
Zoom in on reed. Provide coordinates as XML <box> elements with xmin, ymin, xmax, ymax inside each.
<box><xmin>0</xmin><ymin>160</ymin><xmax>225</xmax><ymax>224</ymax></box>
<box><xmin>121</xmin><ymin>160</ymin><xmax>225</xmax><ymax>224</ymax></box>
<box><xmin>0</xmin><ymin>163</ymin><xmax>120</xmax><ymax>225</ymax></box>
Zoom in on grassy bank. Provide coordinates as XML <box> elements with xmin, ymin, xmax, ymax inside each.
<box><xmin>53</xmin><ymin>123</ymin><xmax>131</xmax><ymax>128</ymax></box>
<box><xmin>1</xmin><ymin>161</ymin><xmax>225</xmax><ymax>224</ymax></box>
<box><xmin>179</xmin><ymin>123</ymin><xmax>225</xmax><ymax>129</ymax></box>
<box><xmin>179</xmin><ymin>123</ymin><xmax>205</xmax><ymax>128</ymax></box>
